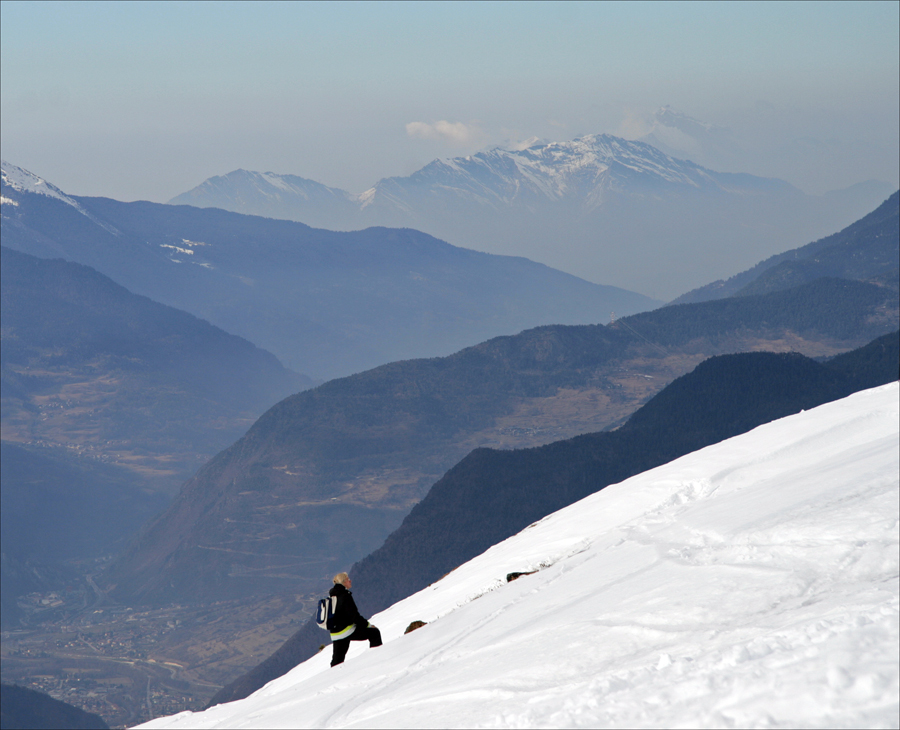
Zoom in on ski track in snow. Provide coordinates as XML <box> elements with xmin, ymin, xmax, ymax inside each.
<box><xmin>141</xmin><ymin>383</ymin><xmax>900</xmax><ymax>729</ymax></box>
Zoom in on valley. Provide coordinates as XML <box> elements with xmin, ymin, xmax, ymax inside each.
<box><xmin>2</xmin><ymin>586</ymin><xmax>311</xmax><ymax>728</ymax></box>
<box><xmin>1</xmin><ymin>366</ymin><xmax>234</xmax><ymax>493</ymax></box>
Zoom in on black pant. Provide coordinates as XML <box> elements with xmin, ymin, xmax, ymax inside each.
<box><xmin>330</xmin><ymin>624</ymin><xmax>382</xmax><ymax>666</ymax></box>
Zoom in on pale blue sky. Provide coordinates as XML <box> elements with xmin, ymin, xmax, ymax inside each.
<box><xmin>2</xmin><ymin>1</ymin><xmax>897</xmax><ymax>200</ymax></box>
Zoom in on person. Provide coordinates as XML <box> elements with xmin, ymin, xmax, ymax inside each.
<box><xmin>328</xmin><ymin>572</ymin><xmax>382</xmax><ymax>666</ymax></box>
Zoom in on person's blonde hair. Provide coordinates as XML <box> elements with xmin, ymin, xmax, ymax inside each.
<box><xmin>333</xmin><ymin>572</ymin><xmax>349</xmax><ymax>585</ymax></box>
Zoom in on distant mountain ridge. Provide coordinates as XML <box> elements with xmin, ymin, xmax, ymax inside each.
<box><xmin>2</xmin><ymin>161</ymin><xmax>659</xmax><ymax>380</ymax></box>
<box><xmin>169</xmin><ymin>169</ymin><xmax>357</xmax><ymax>229</ymax></box>
<box><xmin>170</xmin><ymin>133</ymin><xmax>797</xmax><ymax>215</ymax></box>
<box><xmin>671</xmin><ymin>190</ymin><xmax>900</xmax><ymax>303</ymax></box>
<box><xmin>168</xmin><ymin>135</ymin><xmax>896</xmax><ymax>299</ymax></box>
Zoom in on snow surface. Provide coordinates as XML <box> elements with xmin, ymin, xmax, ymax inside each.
<box><xmin>142</xmin><ymin>383</ymin><xmax>900</xmax><ymax>729</ymax></box>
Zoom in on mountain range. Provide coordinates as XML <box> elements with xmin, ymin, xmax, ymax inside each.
<box><xmin>2</xmin><ymin>160</ymin><xmax>659</xmax><ymax>380</ymax></box>
<box><xmin>103</xmin><ymin>271</ymin><xmax>898</xmax><ymax>612</ymax></box>
<box><xmin>169</xmin><ymin>134</ymin><xmax>896</xmax><ymax>299</ymax></box>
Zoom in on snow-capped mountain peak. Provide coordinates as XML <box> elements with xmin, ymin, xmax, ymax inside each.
<box><xmin>367</xmin><ymin>132</ymin><xmax>738</xmax><ymax>212</ymax></box>
<box><xmin>1</xmin><ymin>159</ymin><xmax>83</xmax><ymax>209</ymax></box>
<box><xmin>162</xmin><ymin>130</ymin><xmax>882</xmax><ymax>299</ymax></box>
<box><xmin>1</xmin><ymin>160</ymin><xmax>120</xmax><ymax>235</ymax></box>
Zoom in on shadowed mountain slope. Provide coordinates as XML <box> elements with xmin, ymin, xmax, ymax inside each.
<box><xmin>209</xmin><ymin>331</ymin><xmax>899</xmax><ymax>707</ymax></box>
<box><xmin>1</xmin><ymin>246</ymin><xmax>308</xmax><ymax>488</ymax></box>
<box><xmin>0</xmin><ymin>683</ymin><xmax>108</xmax><ymax>730</ymax></box>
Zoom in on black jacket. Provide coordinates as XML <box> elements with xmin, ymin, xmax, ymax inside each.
<box><xmin>328</xmin><ymin>584</ymin><xmax>366</xmax><ymax>634</ymax></box>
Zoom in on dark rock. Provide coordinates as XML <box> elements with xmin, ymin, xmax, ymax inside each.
<box><xmin>506</xmin><ymin>571</ymin><xmax>537</xmax><ymax>583</ymax></box>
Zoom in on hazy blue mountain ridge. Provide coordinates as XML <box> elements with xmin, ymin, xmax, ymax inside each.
<box><xmin>671</xmin><ymin>190</ymin><xmax>899</xmax><ymax>303</ymax></box>
<box><xmin>167</xmin><ymin>135</ymin><xmax>895</xmax><ymax>299</ymax></box>
<box><xmin>1</xmin><ymin>246</ymin><xmax>309</xmax><ymax>458</ymax></box>
<box><xmin>2</xmin><ymin>162</ymin><xmax>660</xmax><ymax>380</ymax></box>
<box><xmin>1</xmin><ymin>246</ymin><xmax>308</xmax><ymax>412</ymax></box>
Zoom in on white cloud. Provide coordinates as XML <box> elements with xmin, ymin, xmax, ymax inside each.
<box><xmin>405</xmin><ymin>120</ymin><xmax>481</xmax><ymax>145</ymax></box>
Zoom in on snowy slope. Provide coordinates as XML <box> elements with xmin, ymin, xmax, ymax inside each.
<box><xmin>142</xmin><ymin>382</ymin><xmax>899</xmax><ymax>729</ymax></box>
<box><xmin>1</xmin><ymin>159</ymin><xmax>120</xmax><ymax>234</ymax></box>
<box><xmin>1</xmin><ymin>159</ymin><xmax>82</xmax><ymax>207</ymax></box>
